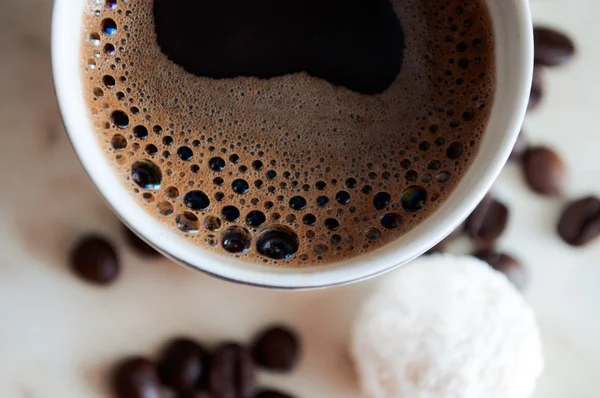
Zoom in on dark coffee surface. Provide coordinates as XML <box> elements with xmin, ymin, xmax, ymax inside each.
<box><xmin>81</xmin><ymin>0</ymin><xmax>495</xmax><ymax>266</ymax></box>
<box><xmin>154</xmin><ymin>0</ymin><xmax>404</xmax><ymax>95</ymax></box>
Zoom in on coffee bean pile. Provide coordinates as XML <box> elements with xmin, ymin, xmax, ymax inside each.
<box><xmin>69</xmin><ymin>236</ymin><xmax>300</xmax><ymax>397</ymax></box>
<box><xmin>425</xmin><ymin>194</ymin><xmax>529</xmax><ymax>290</ymax></box>
<box><xmin>111</xmin><ymin>326</ymin><xmax>299</xmax><ymax>398</ymax></box>
<box><xmin>427</xmin><ymin>26</ymin><xmax>600</xmax><ymax>290</ymax></box>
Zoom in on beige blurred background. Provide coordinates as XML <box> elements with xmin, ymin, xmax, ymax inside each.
<box><xmin>0</xmin><ymin>0</ymin><xmax>598</xmax><ymax>397</ymax></box>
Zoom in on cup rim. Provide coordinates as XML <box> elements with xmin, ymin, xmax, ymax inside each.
<box><xmin>52</xmin><ymin>0</ymin><xmax>533</xmax><ymax>289</ymax></box>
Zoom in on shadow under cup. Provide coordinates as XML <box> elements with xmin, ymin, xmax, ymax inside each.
<box><xmin>52</xmin><ymin>0</ymin><xmax>533</xmax><ymax>289</ymax></box>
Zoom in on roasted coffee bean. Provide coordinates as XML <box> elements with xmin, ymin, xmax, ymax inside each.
<box><xmin>523</xmin><ymin>146</ymin><xmax>566</xmax><ymax>196</ymax></box>
<box><xmin>209</xmin><ymin>343</ymin><xmax>255</xmax><ymax>398</ymax></box>
<box><xmin>69</xmin><ymin>235</ymin><xmax>119</xmax><ymax>285</ymax></box>
<box><xmin>253</xmin><ymin>389</ymin><xmax>295</xmax><ymax>398</ymax></box>
<box><xmin>157</xmin><ymin>338</ymin><xmax>210</xmax><ymax>393</ymax></box>
<box><xmin>475</xmin><ymin>250</ymin><xmax>527</xmax><ymax>291</ymax></box>
<box><xmin>528</xmin><ymin>67</ymin><xmax>543</xmax><ymax>112</ymax></box>
<box><xmin>466</xmin><ymin>196</ymin><xmax>509</xmax><ymax>244</ymax></box>
<box><xmin>534</xmin><ymin>26</ymin><xmax>576</xmax><ymax>67</ymax></box>
<box><xmin>124</xmin><ymin>226</ymin><xmax>161</xmax><ymax>257</ymax></box>
<box><xmin>251</xmin><ymin>326</ymin><xmax>300</xmax><ymax>372</ymax></box>
<box><xmin>112</xmin><ymin>357</ymin><xmax>161</xmax><ymax>398</ymax></box>
<box><xmin>557</xmin><ymin>196</ymin><xmax>600</xmax><ymax>247</ymax></box>
<box><xmin>509</xmin><ymin>130</ymin><xmax>528</xmax><ymax>162</ymax></box>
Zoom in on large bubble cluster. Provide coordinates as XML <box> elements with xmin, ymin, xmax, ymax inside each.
<box><xmin>81</xmin><ymin>0</ymin><xmax>495</xmax><ymax>266</ymax></box>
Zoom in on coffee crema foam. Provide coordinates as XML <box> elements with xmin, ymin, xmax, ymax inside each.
<box><xmin>81</xmin><ymin>0</ymin><xmax>495</xmax><ymax>266</ymax></box>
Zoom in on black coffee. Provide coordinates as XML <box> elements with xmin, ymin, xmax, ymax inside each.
<box><xmin>153</xmin><ymin>0</ymin><xmax>404</xmax><ymax>95</ymax></box>
<box><xmin>81</xmin><ymin>0</ymin><xmax>495</xmax><ymax>266</ymax></box>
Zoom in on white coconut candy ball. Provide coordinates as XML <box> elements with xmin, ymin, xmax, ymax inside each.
<box><xmin>351</xmin><ymin>254</ymin><xmax>543</xmax><ymax>398</ymax></box>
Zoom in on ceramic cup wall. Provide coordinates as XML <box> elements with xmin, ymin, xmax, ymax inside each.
<box><xmin>52</xmin><ymin>0</ymin><xmax>533</xmax><ymax>289</ymax></box>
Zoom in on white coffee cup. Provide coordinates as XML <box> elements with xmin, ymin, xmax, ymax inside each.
<box><xmin>52</xmin><ymin>0</ymin><xmax>533</xmax><ymax>289</ymax></box>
